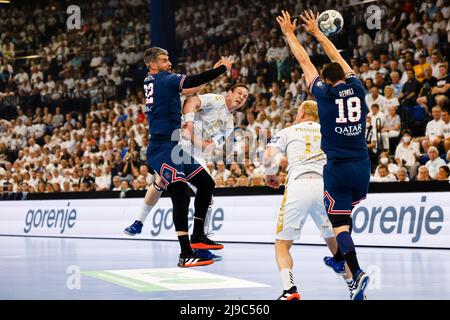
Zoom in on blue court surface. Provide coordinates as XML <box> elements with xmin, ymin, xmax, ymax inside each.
<box><xmin>1</xmin><ymin>236</ymin><xmax>449</xmax><ymax>300</ymax></box>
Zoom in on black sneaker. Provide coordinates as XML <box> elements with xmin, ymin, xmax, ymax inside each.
<box><xmin>277</xmin><ymin>286</ymin><xmax>301</xmax><ymax>300</ymax></box>
<box><xmin>177</xmin><ymin>252</ymin><xmax>215</xmax><ymax>268</ymax></box>
<box><xmin>190</xmin><ymin>233</ymin><xmax>224</xmax><ymax>250</ymax></box>
<box><xmin>350</xmin><ymin>271</ymin><xmax>370</xmax><ymax>300</ymax></box>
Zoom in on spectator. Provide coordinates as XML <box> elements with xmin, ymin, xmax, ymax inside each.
<box><xmin>416</xmin><ymin>165</ymin><xmax>431</xmax><ymax>181</ymax></box>
<box><xmin>370</xmin><ymin>165</ymin><xmax>397</xmax><ymax>182</ymax></box>
<box><xmin>396</xmin><ymin>167</ymin><xmax>410</xmax><ymax>182</ymax></box>
<box><xmin>381</xmin><ymin>106</ymin><xmax>401</xmax><ymax>152</ymax></box>
<box><xmin>421</xmin><ymin>105</ymin><xmax>444</xmax><ymax>152</ymax></box>
<box><xmin>442</xmin><ymin>108</ymin><xmax>450</xmax><ymax>152</ymax></box>
<box><xmin>435</xmin><ymin>165</ymin><xmax>450</xmax><ymax>181</ymax></box>
<box><xmin>399</xmin><ymin>69</ymin><xmax>421</xmax><ymax>107</ymax></box>
<box><xmin>395</xmin><ymin>130</ymin><xmax>421</xmax><ymax>178</ymax></box>
<box><xmin>382</xmin><ymin>86</ymin><xmax>400</xmax><ymax>114</ymax></box>
<box><xmin>425</xmin><ymin>146</ymin><xmax>447</xmax><ymax>179</ymax></box>
<box><xmin>366</xmin><ymin>86</ymin><xmax>387</xmax><ymax>110</ymax></box>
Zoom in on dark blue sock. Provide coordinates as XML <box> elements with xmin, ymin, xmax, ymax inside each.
<box><xmin>336</xmin><ymin>231</ymin><xmax>361</xmax><ymax>280</ymax></box>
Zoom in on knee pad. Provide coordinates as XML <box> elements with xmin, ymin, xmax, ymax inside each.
<box><xmin>167</xmin><ymin>182</ymin><xmax>191</xmax><ymax>232</ymax></box>
<box><xmin>329</xmin><ymin>214</ymin><xmax>352</xmax><ymax>229</ymax></box>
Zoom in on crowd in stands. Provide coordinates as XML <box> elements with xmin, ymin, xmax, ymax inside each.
<box><xmin>1</xmin><ymin>0</ymin><xmax>450</xmax><ymax>195</ymax></box>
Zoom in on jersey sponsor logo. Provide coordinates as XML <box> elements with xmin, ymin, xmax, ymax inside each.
<box><xmin>335</xmin><ymin>123</ymin><xmax>363</xmax><ymax>136</ymax></box>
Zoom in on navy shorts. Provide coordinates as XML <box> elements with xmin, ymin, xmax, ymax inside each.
<box><xmin>146</xmin><ymin>140</ymin><xmax>204</xmax><ymax>189</ymax></box>
<box><xmin>323</xmin><ymin>158</ymin><xmax>370</xmax><ymax>225</ymax></box>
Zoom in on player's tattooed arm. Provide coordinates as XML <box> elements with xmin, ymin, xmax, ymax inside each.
<box><xmin>300</xmin><ymin>10</ymin><xmax>353</xmax><ymax>75</ymax></box>
<box><xmin>276</xmin><ymin>10</ymin><xmax>318</xmax><ymax>87</ymax></box>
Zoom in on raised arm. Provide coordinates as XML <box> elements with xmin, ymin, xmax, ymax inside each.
<box><xmin>300</xmin><ymin>10</ymin><xmax>353</xmax><ymax>75</ymax></box>
<box><xmin>182</xmin><ymin>57</ymin><xmax>233</xmax><ymax>89</ymax></box>
<box><xmin>276</xmin><ymin>10</ymin><xmax>319</xmax><ymax>87</ymax></box>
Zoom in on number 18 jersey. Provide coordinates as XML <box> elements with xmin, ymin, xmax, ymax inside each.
<box><xmin>310</xmin><ymin>73</ymin><xmax>369</xmax><ymax>161</ymax></box>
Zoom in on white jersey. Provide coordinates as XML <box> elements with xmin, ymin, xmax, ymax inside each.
<box><xmin>182</xmin><ymin>94</ymin><xmax>234</xmax><ymax>166</ymax></box>
<box><xmin>194</xmin><ymin>94</ymin><xmax>234</xmax><ymax>146</ymax></box>
<box><xmin>268</xmin><ymin>121</ymin><xmax>326</xmax><ymax>185</ymax></box>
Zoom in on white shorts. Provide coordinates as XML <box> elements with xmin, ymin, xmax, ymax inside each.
<box><xmin>275</xmin><ymin>177</ymin><xmax>334</xmax><ymax>241</ymax></box>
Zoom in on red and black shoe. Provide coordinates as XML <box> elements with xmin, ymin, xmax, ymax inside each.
<box><xmin>190</xmin><ymin>233</ymin><xmax>224</xmax><ymax>250</ymax></box>
<box><xmin>177</xmin><ymin>252</ymin><xmax>214</xmax><ymax>268</ymax></box>
<box><xmin>277</xmin><ymin>286</ymin><xmax>301</xmax><ymax>300</ymax></box>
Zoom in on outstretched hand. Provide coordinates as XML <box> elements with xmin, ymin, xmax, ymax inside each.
<box><xmin>276</xmin><ymin>10</ymin><xmax>297</xmax><ymax>35</ymax></box>
<box><xmin>299</xmin><ymin>10</ymin><xmax>321</xmax><ymax>37</ymax></box>
<box><xmin>214</xmin><ymin>56</ymin><xmax>234</xmax><ymax>71</ymax></box>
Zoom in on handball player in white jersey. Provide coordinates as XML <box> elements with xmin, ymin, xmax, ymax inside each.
<box><xmin>264</xmin><ymin>100</ymin><xmax>353</xmax><ymax>300</ymax></box>
<box><xmin>124</xmin><ymin>84</ymin><xmax>249</xmax><ymax>253</ymax></box>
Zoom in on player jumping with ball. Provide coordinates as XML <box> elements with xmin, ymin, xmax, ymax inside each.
<box><xmin>276</xmin><ymin>10</ymin><xmax>371</xmax><ymax>300</ymax></box>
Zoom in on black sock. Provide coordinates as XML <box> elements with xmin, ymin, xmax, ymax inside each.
<box><xmin>334</xmin><ymin>246</ymin><xmax>344</xmax><ymax>262</ymax></box>
<box><xmin>178</xmin><ymin>235</ymin><xmax>192</xmax><ymax>256</ymax></box>
<box><xmin>193</xmin><ymin>217</ymin><xmax>205</xmax><ymax>238</ymax></box>
<box><xmin>344</xmin><ymin>251</ymin><xmax>361</xmax><ymax>279</ymax></box>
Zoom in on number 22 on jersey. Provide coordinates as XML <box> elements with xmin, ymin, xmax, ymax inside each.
<box><xmin>144</xmin><ymin>83</ymin><xmax>154</xmax><ymax>112</ymax></box>
<box><xmin>335</xmin><ymin>97</ymin><xmax>362</xmax><ymax>124</ymax></box>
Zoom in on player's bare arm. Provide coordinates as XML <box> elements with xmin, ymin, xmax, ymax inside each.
<box><xmin>182</xmin><ymin>96</ymin><xmax>213</xmax><ymax>150</ymax></box>
<box><xmin>263</xmin><ymin>146</ymin><xmax>280</xmax><ymax>189</ymax></box>
<box><xmin>300</xmin><ymin>10</ymin><xmax>353</xmax><ymax>75</ymax></box>
<box><xmin>182</xmin><ymin>85</ymin><xmax>204</xmax><ymax>96</ymax></box>
<box><xmin>276</xmin><ymin>10</ymin><xmax>318</xmax><ymax>87</ymax></box>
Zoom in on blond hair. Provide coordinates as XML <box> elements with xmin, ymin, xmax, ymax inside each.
<box><xmin>299</xmin><ymin>100</ymin><xmax>319</xmax><ymax>120</ymax></box>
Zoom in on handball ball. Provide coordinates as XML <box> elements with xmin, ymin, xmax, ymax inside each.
<box><xmin>318</xmin><ymin>10</ymin><xmax>344</xmax><ymax>36</ymax></box>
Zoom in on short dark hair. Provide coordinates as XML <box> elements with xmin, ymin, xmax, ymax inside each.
<box><xmin>322</xmin><ymin>62</ymin><xmax>346</xmax><ymax>84</ymax></box>
<box><xmin>229</xmin><ymin>83</ymin><xmax>249</xmax><ymax>92</ymax></box>
<box><xmin>144</xmin><ymin>47</ymin><xmax>168</xmax><ymax>65</ymax></box>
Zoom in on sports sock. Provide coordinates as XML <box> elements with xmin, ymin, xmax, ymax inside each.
<box><xmin>344</xmin><ymin>276</ymin><xmax>353</xmax><ymax>288</ymax></box>
<box><xmin>336</xmin><ymin>232</ymin><xmax>361</xmax><ymax>280</ymax></box>
<box><xmin>137</xmin><ymin>203</ymin><xmax>153</xmax><ymax>223</ymax></box>
<box><xmin>334</xmin><ymin>246</ymin><xmax>344</xmax><ymax>262</ymax></box>
<box><xmin>193</xmin><ymin>217</ymin><xmax>205</xmax><ymax>238</ymax></box>
<box><xmin>178</xmin><ymin>235</ymin><xmax>193</xmax><ymax>256</ymax></box>
<box><xmin>203</xmin><ymin>205</ymin><xmax>213</xmax><ymax>234</ymax></box>
<box><xmin>280</xmin><ymin>268</ymin><xmax>295</xmax><ymax>291</ymax></box>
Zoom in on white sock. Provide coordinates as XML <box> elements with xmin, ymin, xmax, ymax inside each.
<box><xmin>137</xmin><ymin>204</ymin><xmax>154</xmax><ymax>223</ymax></box>
<box><xmin>203</xmin><ymin>206</ymin><xmax>213</xmax><ymax>234</ymax></box>
<box><xmin>280</xmin><ymin>268</ymin><xmax>295</xmax><ymax>291</ymax></box>
<box><xmin>344</xmin><ymin>277</ymin><xmax>354</xmax><ymax>287</ymax></box>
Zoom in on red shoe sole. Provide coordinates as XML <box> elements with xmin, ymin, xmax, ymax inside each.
<box><xmin>178</xmin><ymin>260</ymin><xmax>214</xmax><ymax>268</ymax></box>
<box><xmin>190</xmin><ymin>243</ymin><xmax>224</xmax><ymax>250</ymax></box>
<box><xmin>286</xmin><ymin>293</ymin><xmax>301</xmax><ymax>300</ymax></box>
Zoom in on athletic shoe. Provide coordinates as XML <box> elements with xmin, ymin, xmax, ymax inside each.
<box><xmin>323</xmin><ymin>256</ymin><xmax>346</xmax><ymax>274</ymax></box>
<box><xmin>177</xmin><ymin>252</ymin><xmax>214</xmax><ymax>268</ymax></box>
<box><xmin>350</xmin><ymin>271</ymin><xmax>370</xmax><ymax>301</ymax></box>
<box><xmin>124</xmin><ymin>220</ymin><xmax>143</xmax><ymax>236</ymax></box>
<box><xmin>190</xmin><ymin>233</ymin><xmax>224</xmax><ymax>250</ymax></box>
<box><xmin>277</xmin><ymin>286</ymin><xmax>301</xmax><ymax>300</ymax></box>
<box><xmin>193</xmin><ymin>249</ymin><xmax>223</xmax><ymax>262</ymax></box>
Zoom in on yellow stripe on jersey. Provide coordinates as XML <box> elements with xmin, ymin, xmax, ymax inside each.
<box><xmin>276</xmin><ymin>183</ymin><xmax>288</xmax><ymax>234</ymax></box>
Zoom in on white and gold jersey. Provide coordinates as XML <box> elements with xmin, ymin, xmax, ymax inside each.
<box><xmin>194</xmin><ymin>94</ymin><xmax>234</xmax><ymax>147</ymax></box>
<box><xmin>268</xmin><ymin>121</ymin><xmax>326</xmax><ymax>184</ymax></box>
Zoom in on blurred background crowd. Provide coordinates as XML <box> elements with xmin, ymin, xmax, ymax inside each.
<box><xmin>1</xmin><ymin>0</ymin><xmax>449</xmax><ymax>194</ymax></box>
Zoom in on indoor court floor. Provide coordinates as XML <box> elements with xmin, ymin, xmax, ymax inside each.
<box><xmin>1</xmin><ymin>236</ymin><xmax>449</xmax><ymax>300</ymax></box>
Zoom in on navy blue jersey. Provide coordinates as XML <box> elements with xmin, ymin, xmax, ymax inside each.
<box><xmin>143</xmin><ymin>71</ymin><xmax>186</xmax><ymax>135</ymax></box>
<box><xmin>310</xmin><ymin>73</ymin><xmax>369</xmax><ymax>161</ymax></box>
